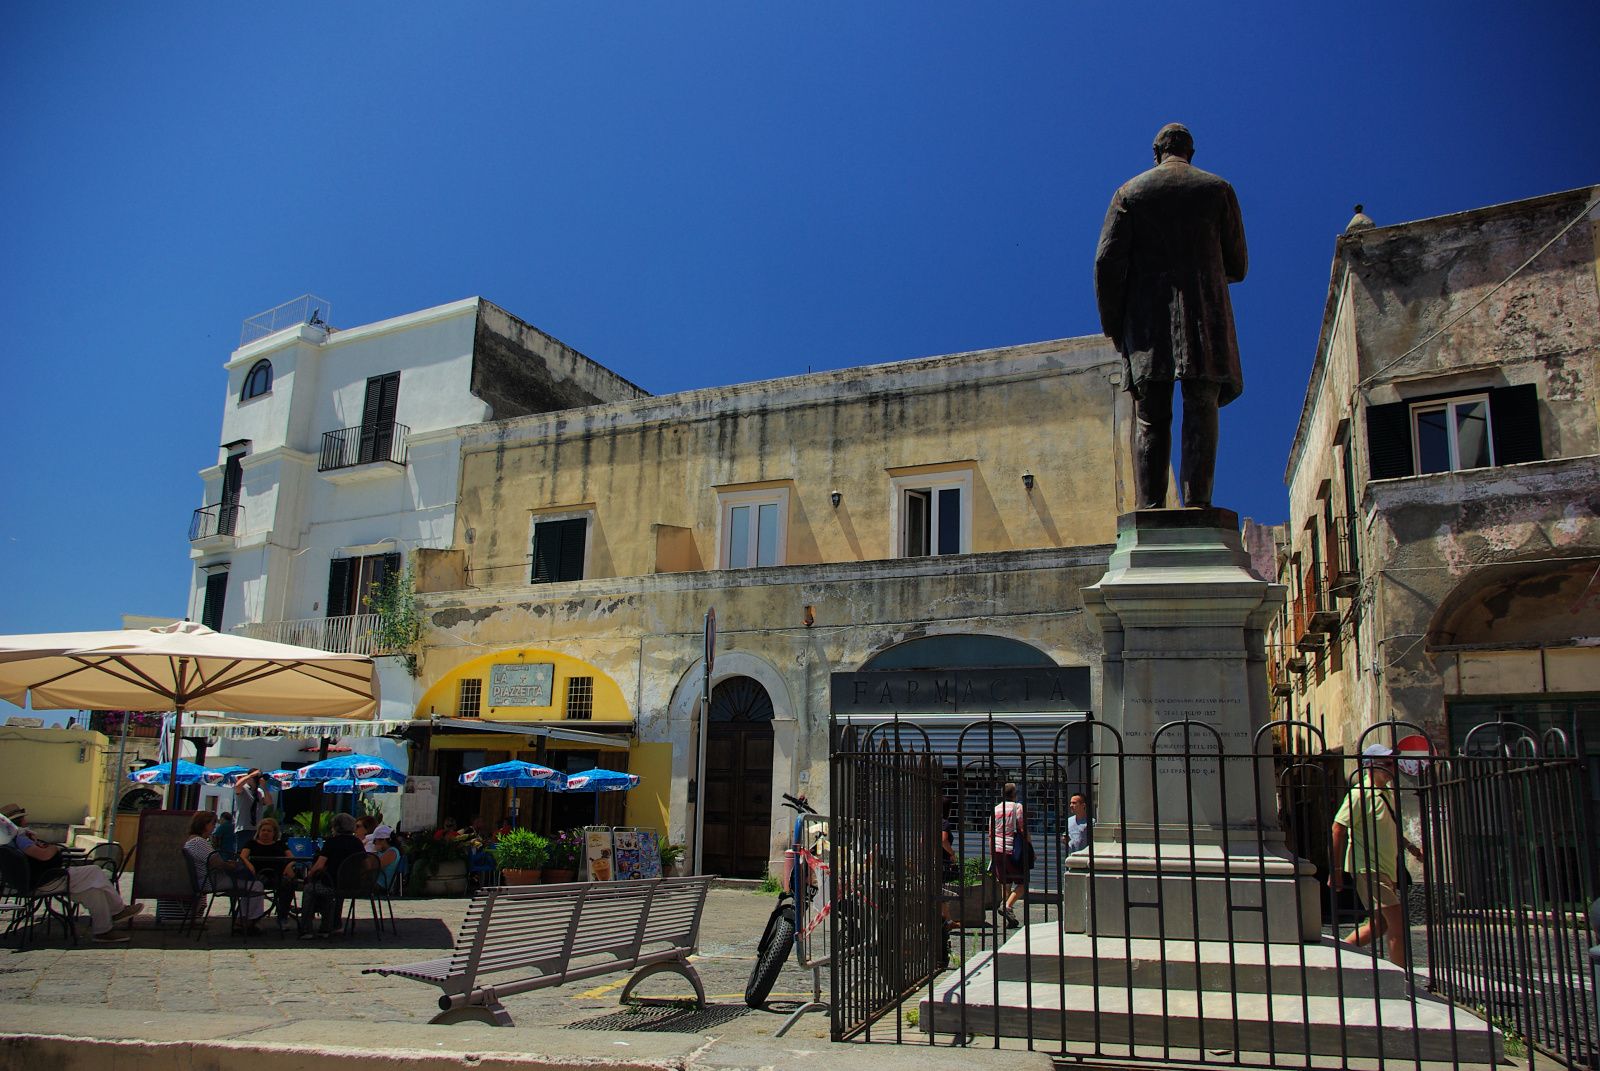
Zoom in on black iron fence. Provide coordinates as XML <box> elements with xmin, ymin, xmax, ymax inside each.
<box><xmin>188</xmin><ymin>503</ymin><xmax>240</xmax><ymax>541</ymax></box>
<box><xmin>318</xmin><ymin>421</ymin><xmax>409</xmax><ymax>472</ymax></box>
<box><xmin>829</xmin><ymin>715</ymin><xmax>1598</xmax><ymax>1070</ymax></box>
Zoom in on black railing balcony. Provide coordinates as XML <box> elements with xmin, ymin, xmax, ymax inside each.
<box><xmin>189</xmin><ymin>503</ymin><xmax>241</xmax><ymax>542</ymax></box>
<box><xmin>318</xmin><ymin>422</ymin><xmax>409</xmax><ymax>472</ymax></box>
<box><xmin>1329</xmin><ymin>519</ymin><xmax>1361</xmax><ymax>597</ymax></box>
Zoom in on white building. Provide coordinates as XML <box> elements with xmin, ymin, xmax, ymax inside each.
<box><xmin>181</xmin><ymin>295</ymin><xmax>645</xmax><ymax>801</ymax></box>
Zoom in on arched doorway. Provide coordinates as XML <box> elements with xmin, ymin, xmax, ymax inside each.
<box><xmin>702</xmin><ymin>676</ymin><xmax>775</xmax><ymax>878</ymax></box>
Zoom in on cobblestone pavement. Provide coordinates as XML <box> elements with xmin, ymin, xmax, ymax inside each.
<box><xmin>0</xmin><ymin>879</ymin><xmax>837</xmax><ymax>1041</ymax></box>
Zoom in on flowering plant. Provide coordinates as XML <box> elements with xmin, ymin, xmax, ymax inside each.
<box><xmin>549</xmin><ymin>828</ymin><xmax>586</xmax><ymax>870</ymax></box>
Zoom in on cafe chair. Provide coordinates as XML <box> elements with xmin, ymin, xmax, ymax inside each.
<box><xmin>335</xmin><ymin>854</ymin><xmax>389</xmax><ymax>939</ymax></box>
<box><xmin>181</xmin><ymin>850</ymin><xmax>256</xmax><ymax>941</ymax></box>
<box><xmin>87</xmin><ymin>842</ymin><xmax>126</xmax><ymax>884</ymax></box>
<box><xmin>0</xmin><ymin>845</ymin><xmax>79</xmax><ymax>949</ymax></box>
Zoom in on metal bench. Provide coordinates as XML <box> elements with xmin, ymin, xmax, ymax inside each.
<box><xmin>363</xmin><ymin>875</ymin><xmax>713</xmax><ymax>1026</ymax></box>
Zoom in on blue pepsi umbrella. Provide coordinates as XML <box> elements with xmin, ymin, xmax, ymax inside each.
<box><xmin>459</xmin><ymin>760</ymin><xmax>565</xmax><ymax>789</ymax></box>
<box><xmin>128</xmin><ymin>759</ymin><xmax>210</xmax><ymax>785</ymax></box>
<box><xmin>293</xmin><ymin>753</ymin><xmax>405</xmax><ymax>784</ymax></box>
<box><xmin>201</xmin><ymin>764</ymin><xmax>253</xmax><ymax>786</ymax></box>
<box><xmin>321</xmin><ymin>777</ymin><xmax>402</xmax><ymax>795</ymax></box>
<box><xmin>555</xmin><ymin>767</ymin><xmax>639</xmax><ymax>822</ymax></box>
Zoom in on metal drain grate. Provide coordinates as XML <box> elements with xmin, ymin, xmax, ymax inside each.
<box><xmin>566</xmin><ymin>1004</ymin><xmax>751</xmax><ymax>1033</ymax></box>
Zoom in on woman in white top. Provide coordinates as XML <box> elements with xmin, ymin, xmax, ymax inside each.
<box><xmin>184</xmin><ymin>811</ymin><xmax>266</xmax><ymax>934</ymax></box>
<box><xmin>990</xmin><ymin>782</ymin><xmax>1028</xmax><ymax>929</ymax></box>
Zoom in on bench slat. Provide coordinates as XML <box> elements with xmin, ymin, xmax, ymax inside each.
<box><xmin>363</xmin><ymin>877</ymin><xmax>713</xmax><ymax>1016</ymax></box>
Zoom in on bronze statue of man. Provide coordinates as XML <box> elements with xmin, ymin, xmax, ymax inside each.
<box><xmin>1094</xmin><ymin>123</ymin><xmax>1248</xmax><ymax>510</ymax></box>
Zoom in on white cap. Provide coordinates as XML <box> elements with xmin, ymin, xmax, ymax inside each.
<box><xmin>373</xmin><ymin>824</ymin><xmax>393</xmax><ymax>839</ymax></box>
<box><xmin>1362</xmin><ymin>743</ymin><xmax>1394</xmax><ymax>761</ymax></box>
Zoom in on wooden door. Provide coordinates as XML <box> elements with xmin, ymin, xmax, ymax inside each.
<box><xmin>700</xmin><ymin>676</ymin><xmax>775</xmax><ymax>879</ymax></box>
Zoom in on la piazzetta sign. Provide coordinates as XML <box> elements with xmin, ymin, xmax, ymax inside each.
<box><xmin>830</xmin><ymin>666</ymin><xmax>1089</xmax><ymax>714</ymax></box>
<box><xmin>489</xmin><ymin>662</ymin><xmax>554</xmax><ymax>707</ymax></box>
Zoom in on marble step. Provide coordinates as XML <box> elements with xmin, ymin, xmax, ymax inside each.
<box><xmin>921</xmin><ymin>951</ymin><xmax>1502</xmax><ymax>1063</ymax></box>
<box><xmin>988</xmin><ymin>925</ymin><xmax>1419</xmax><ymax>999</ymax></box>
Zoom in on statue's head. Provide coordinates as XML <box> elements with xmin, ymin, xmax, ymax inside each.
<box><xmin>1152</xmin><ymin>123</ymin><xmax>1195</xmax><ymax>164</ymax></box>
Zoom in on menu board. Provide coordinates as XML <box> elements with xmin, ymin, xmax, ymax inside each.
<box><xmin>583</xmin><ymin>827</ymin><xmax>662</xmax><ymax>880</ymax></box>
<box><xmin>613</xmin><ymin>828</ymin><xmax>661</xmax><ymax>881</ymax></box>
<box><xmin>584</xmin><ymin>827</ymin><xmax>614</xmax><ymax>881</ymax></box>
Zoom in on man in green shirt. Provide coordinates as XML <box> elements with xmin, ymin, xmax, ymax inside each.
<box><xmin>1329</xmin><ymin>744</ymin><xmax>1423</xmax><ymax>964</ymax></box>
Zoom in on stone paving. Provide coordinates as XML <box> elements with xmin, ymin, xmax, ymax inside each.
<box><xmin>0</xmin><ymin>878</ymin><xmax>835</xmax><ymax>1039</ymax></box>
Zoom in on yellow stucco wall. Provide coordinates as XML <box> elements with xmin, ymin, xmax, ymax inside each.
<box><xmin>0</xmin><ymin>726</ymin><xmax>110</xmax><ymax>828</ymax></box>
<box><xmin>415</xmin><ymin>647</ymin><xmax>630</xmax><ymax>724</ymax></box>
<box><xmin>453</xmin><ymin>337</ymin><xmax>1129</xmax><ymax>585</ymax></box>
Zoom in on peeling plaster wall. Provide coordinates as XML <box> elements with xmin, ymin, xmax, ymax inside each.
<box><xmin>416</xmin><ymin>546</ymin><xmax>1112</xmax><ymax>864</ymax></box>
<box><xmin>454</xmin><ymin>335</ymin><xmax>1128</xmax><ymax>585</ymax></box>
<box><xmin>471</xmin><ymin>301</ymin><xmax>648</xmax><ymax>419</ymax></box>
<box><xmin>1280</xmin><ymin>187</ymin><xmax>1600</xmax><ymax>751</ymax></box>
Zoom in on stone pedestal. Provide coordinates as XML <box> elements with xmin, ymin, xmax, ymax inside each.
<box><xmin>1071</xmin><ymin>508</ymin><xmax>1319</xmax><ymax>943</ymax></box>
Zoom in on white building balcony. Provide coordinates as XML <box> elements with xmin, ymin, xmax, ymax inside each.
<box><xmin>318</xmin><ymin>422</ymin><xmax>409</xmax><ymax>482</ymax></box>
<box><xmin>235</xmin><ymin>614</ymin><xmax>397</xmax><ymax>656</ymax></box>
<box><xmin>188</xmin><ymin>504</ymin><xmax>241</xmax><ymax>550</ymax></box>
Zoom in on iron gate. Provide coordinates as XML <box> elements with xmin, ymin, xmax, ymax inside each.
<box><xmin>828</xmin><ymin>714</ymin><xmax>1598</xmax><ymax>1070</ymax></box>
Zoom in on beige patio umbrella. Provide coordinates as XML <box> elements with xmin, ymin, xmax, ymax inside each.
<box><xmin>0</xmin><ymin>621</ymin><xmax>378</xmax><ymax>803</ymax></box>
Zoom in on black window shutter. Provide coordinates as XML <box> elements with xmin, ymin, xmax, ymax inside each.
<box><xmin>1489</xmin><ymin>384</ymin><xmax>1543</xmax><ymax>465</ymax></box>
<box><xmin>326</xmin><ymin>558</ymin><xmax>353</xmax><ymax>618</ymax></box>
<box><xmin>532</xmin><ymin>518</ymin><xmax>586</xmax><ymax>583</ymax></box>
<box><xmin>557</xmin><ymin>518</ymin><xmax>586</xmax><ymax>581</ymax></box>
<box><xmin>201</xmin><ymin>573</ymin><xmax>228</xmax><ymax>632</ymax></box>
<box><xmin>1365</xmin><ymin>401</ymin><xmax>1415</xmax><ymax>480</ymax></box>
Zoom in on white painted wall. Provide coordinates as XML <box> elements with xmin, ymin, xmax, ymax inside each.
<box><xmin>187</xmin><ymin>299</ymin><xmax>488</xmax><ymax>636</ymax></box>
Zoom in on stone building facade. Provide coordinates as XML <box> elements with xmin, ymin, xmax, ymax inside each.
<box><xmin>413</xmin><ymin>335</ymin><xmax>1134</xmax><ymax>876</ymax></box>
<box><xmin>1271</xmin><ymin>187</ymin><xmax>1600</xmax><ymax>758</ymax></box>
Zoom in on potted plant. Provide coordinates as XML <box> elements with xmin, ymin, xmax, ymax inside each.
<box><xmin>955</xmin><ymin>855</ymin><xmax>999</xmax><ymax>927</ymax></box>
<box><xmin>491</xmin><ymin>828</ymin><xmax>549</xmax><ymax>885</ymax></box>
<box><xmin>406</xmin><ymin>829</ymin><xmax>475</xmax><ymax>895</ymax></box>
<box><xmin>545</xmin><ymin>828</ymin><xmax>585</xmax><ymax>883</ymax></box>
<box><xmin>659</xmin><ymin>841</ymin><xmax>685</xmax><ymax>877</ymax></box>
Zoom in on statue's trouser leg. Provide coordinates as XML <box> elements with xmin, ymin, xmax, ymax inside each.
<box><xmin>1179</xmin><ymin>380</ymin><xmax>1221</xmax><ymax>507</ymax></box>
<box><xmin>1132</xmin><ymin>380</ymin><xmax>1173</xmax><ymax>510</ymax></box>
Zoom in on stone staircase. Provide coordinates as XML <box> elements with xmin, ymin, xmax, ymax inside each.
<box><xmin>919</xmin><ymin>925</ymin><xmax>1503</xmax><ymax>1064</ymax></box>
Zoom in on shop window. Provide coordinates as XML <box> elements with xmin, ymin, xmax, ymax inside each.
<box><xmin>891</xmin><ymin>470</ymin><xmax>971</xmax><ymax>557</ymax></box>
<box><xmin>565</xmin><ymin>676</ymin><xmax>594</xmax><ymax>720</ymax></box>
<box><xmin>531</xmin><ymin>514</ymin><xmax>589</xmax><ymax>583</ymax></box>
<box><xmin>1366</xmin><ymin>384</ymin><xmax>1541</xmax><ymax>480</ymax></box>
<box><xmin>718</xmin><ymin>489</ymin><xmax>787</xmax><ymax>569</ymax></box>
<box><xmin>457</xmin><ymin>678</ymin><xmax>482</xmax><ymax>719</ymax></box>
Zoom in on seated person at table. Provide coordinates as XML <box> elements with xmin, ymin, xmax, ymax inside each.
<box><xmin>355</xmin><ymin>815</ymin><xmax>378</xmax><ymax>847</ymax></box>
<box><xmin>237</xmin><ymin>817</ymin><xmax>297</xmax><ymax>925</ymax></box>
<box><xmin>184</xmin><ymin>811</ymin><xmax>266</xmax><ymax>933</ymax></box>
<box><xmin>2</xmin><ymin>802</ymin><xmax>144</xmax><ymax>943</ymax></box>
<box><xmin>298</xmin><ymin>813</ymin><xmax>366</xmax><ymax>939</ymax></box>
<box><xmin>369</xmin><ymin>825</ymin><xmax>401</xmax><ymax>890</ymax></box>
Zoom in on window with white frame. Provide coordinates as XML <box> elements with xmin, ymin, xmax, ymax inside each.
<box><xmin>1411</xmin><ymin>395</ymin><xmax>1493</xmax><ymax>474</ymax></box>
<box><xmin>891</xmin><ymin>470</ymin><xmax>971</xmax><ymax>557</ymax></box>
<box><xmin>718</xmin><ymin>489</ymin><xmax>788</xmax><ymax>569</ymax></box>
<box><xmin>530</xmin><ymin>510</ymin><xmax>592</xmax><ymax>584</ymax></box>
<box><xmin>456</xmin><ymin>678</ymin><xmax>482</xmax><ymax>718</ymax></box>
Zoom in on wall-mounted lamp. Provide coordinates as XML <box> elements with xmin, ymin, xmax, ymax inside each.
<box><xmin>1022</xmin><ymin>472</ymin><xmax>1035</xmax><ymax>492</ymax></box>
<box><xmin>830</xmin><ymin>490</ymin><xmax>842</xmax><ymax>509</ymax></box>
<box><xmin>803</xmin><ymin>605</ymin><xmax>816</xmax><ymax>628</ymax></box>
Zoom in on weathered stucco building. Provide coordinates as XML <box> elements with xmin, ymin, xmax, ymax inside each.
<box><xmin>1271</xmin><ymin>187</ymin><xmax>1600</xmax><ymax>757</ymax></box>
<box><xmin>412</xmin><ymin>335</ymin><xmax>1135</xmax><ymax>876</ymax></box>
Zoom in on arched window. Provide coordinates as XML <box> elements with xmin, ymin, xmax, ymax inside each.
<box><xmin>240</xmin><ymin>359</ymin><xmax>273</xmax><ymax>401</ymax></box>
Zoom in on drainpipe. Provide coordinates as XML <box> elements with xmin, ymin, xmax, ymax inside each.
<box><xmin>102</xmin><ymin>713</ymin><xmax>133</xmax><ymax>840</ymax></box>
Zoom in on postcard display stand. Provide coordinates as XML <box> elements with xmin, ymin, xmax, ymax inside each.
<box><xmin>583</xmin><ymin>826</ymin><xmax>661</xmax><ymax>881</ymax></box>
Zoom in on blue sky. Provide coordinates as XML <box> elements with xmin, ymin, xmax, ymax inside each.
<box><xmin>2</xmin><ymin>3</ymin><xmax>1596</xmax><ymax>636</ymax></box>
